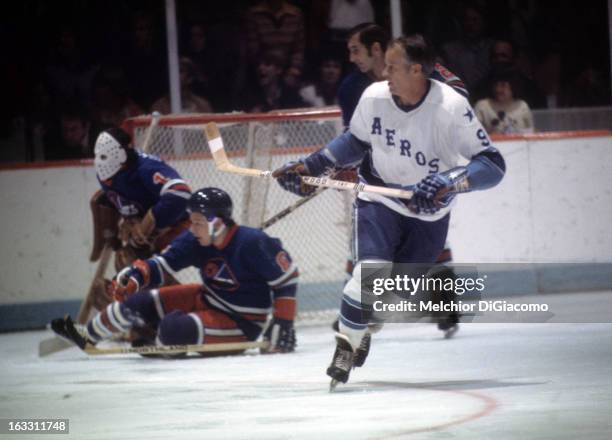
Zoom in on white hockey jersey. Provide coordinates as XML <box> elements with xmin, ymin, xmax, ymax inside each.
<box><xmin>349</xmin><ymin>79</ymin><xmax>492</xmax><ymax>221</ymax></box>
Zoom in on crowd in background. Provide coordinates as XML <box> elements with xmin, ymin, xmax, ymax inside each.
<box><xmin>0</xmin><ymin>0</ymin><xmax>610</xmax><ymax>161</ymax></box>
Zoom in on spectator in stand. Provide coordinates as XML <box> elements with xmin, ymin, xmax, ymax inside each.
<box><xmin>90</xmin><ymin>66</ymin><xmax>144</xmax><ymax>130</ymax></box>
<box><xmin>152</xmin><ymin>57</ymin><xmax>213</xmax><ymax>114</ymax></box>
<box><xmin>473</xmin><ymin>39</ymin><xmax>545</xmax><ymax>109</ymax></box>
<box><xmin>565</xmin><ymin>64</ymin><xmax>610</xmax><ymax>108</ymax></box>
<box><xmin>441</xmin><ymin>2</ymin><xmax>494</xmax><ymax>91</ymax></box>
<box><xmin>307</xmin><ymin>0</ymin><xmax>374</xmax><ymax>56</ymax></box>
<box><xmin>44</xmin><ymin>106</ymin><xmax>99</xmax><ymax>160</ymax></box>
<box><xmin>242</xmin><ymin>52</ymin><xmax>305</xmax><ymax>113</ymax></box>
<box><xmin>122</xmin><ymin>11</ymin><xmax>168</xmax><ymax>110</ymax></box>
<box><xmin>43</xmin><ymin>26</ymin><xmax>98</xmax><ymax>117</ymax></box>
<box><xmin>474</xmin><ymin>69</ymin><xmax>534</xmax><ymax>134</ymax></box>
<box><xmin>246</xmin><ymin>0</ymin><xmax>305</xmax><ymax>86</ymax></box>
<box><xmin>300</xmin><ymin>51</ymin><xmax>344</xmax><ymax>107</ymax></box>
<box><xmin>532</xmin><ymin>45</ymin><xmax>562</xmax><ymax>109</ymax></box>
<box><xmin>182</xmin><ymin>21</ymin><xmax>245</xmax><ymax>112</ymax></box>
<box><xmin>327</xmin><ymin>0</ymin><xmax>375</xmax><ymax>52</ymax></box>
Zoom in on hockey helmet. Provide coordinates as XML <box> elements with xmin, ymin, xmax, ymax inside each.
<box><xmin>94</xmin><ymin>128</ymin><xmax>132</xmax><ymax>180</ymax></box>
<box><xmin>188</xmin><ymin>187</ymin><xmax>233</xmax><ymax>222</ymax></box>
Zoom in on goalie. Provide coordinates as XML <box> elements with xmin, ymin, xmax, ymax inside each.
<box><xmin>87</xmin><ymin>127</ymin><xmax>192</xmax><ymax>312</ymax></box>
<box><xmin>53</xmin><ymin>187</ymin><xmax>298</xmax><ymax>354</ymax></box>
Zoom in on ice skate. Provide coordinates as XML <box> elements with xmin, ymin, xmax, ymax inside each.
<box><xmin>438</xmin><ymin>313</ymin><xmax>460</xmax><ymax>339</ymax></box>
<box><xmin>51</xmin><ymin>315</ymin><xmax>94</xmax><ymax>349</ymax></box>
<box><xmin>327</xmin><ymin>333</ymin><xmax>355</xmax><ymax>391</ymax></box>
<box><xmin>353</xmin><ymin>332</ymin><xmax>371</xmax><ymax>367</ymax></box>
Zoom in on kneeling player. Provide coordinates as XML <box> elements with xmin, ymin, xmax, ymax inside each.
<box><xmin>53</xmin><ymin>187</ymin><xmax>298</xmax><ymax>354</ymax></box>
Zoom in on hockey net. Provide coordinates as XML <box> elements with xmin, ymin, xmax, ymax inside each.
<box><xmin>123</xmin><ymin>108</ymin><xmax>350</xmax><ymax>323</ymax></box>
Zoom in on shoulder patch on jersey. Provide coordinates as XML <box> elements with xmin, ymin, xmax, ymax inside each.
<box><xmin>153</xmin><ymin>172</ymin><xmax>170</xmax><ymax>185</ymax></box>
<box><xmin>275</xmin><ymin>251</ymin><xmax>291</xmax><ymax>272</ymax></box>
<box><xmin>463</xmin><ymin>108</ymin><xmax>474</xmax><ymax>122</ymax></box>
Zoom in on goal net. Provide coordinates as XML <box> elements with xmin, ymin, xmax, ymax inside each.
<box><xmin>123</xmin><ymin>108</ymin><xmax>350</xmax><ymax>321</ymax></box>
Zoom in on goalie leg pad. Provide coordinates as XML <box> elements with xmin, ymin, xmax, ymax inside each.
<box><xmin>152</xmin><ymin>218</ymin><xmax>191</xmax><ymax>253</ymax></box>
<box><xmin>90</xmin><ymin>190</ymin><xmax>120</xmax><ymax>262</ymax></box>
<box><xmin>91</xmin><ymin>278</ymin><xmax>114</xmax><ymax>311</ymax></box>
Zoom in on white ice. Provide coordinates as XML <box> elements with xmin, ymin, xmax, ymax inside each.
<box><xmin>1</xmin><ymin>291</ymin><xmax>612</xmax><ymax>440</ymax></box>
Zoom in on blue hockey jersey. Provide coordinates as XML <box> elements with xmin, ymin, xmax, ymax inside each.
<box><xmin>146</xmin><ymin>226</ymin><xmax>298</xmax><ymax>319</ymax></box>
<box><xmin>99</xmin><ymin>153</ymin><xmax>191</xmax><ymax>228</ymax></box>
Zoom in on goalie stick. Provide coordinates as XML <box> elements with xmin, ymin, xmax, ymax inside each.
<box><xmin>204</xmin><ymin>122</ymin><xmax>414</xmax><ymax>200</ymax></box>
<box><xmin>259</xmin><ymin>187</ymin><xmax>326</xmax><ymax>230</ymax></box>
<box><xmin>39</xmin><ymin>113</ymin><xmax>162</xmax><ymax>358</ymax></box>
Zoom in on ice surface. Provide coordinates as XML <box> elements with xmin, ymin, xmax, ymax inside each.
<box><xmin>1</xmin><ymin>292</ymin><xmax>611</xmax><ymax>439</ymax></box>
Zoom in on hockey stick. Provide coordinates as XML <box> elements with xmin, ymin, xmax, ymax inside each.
<box><xmin>81</xmin><ymin>340</ymin><xmax>269</xmax><ymax>356</ymax></box>
<box><xmin>38</xmin><ymin>245</ymin><xmax>114</xmax><ymax>357</ymax></box>
<box><xmin>140</xmin><ymin>111</ymin><xmax>161</xmax><ymax>154</ymax></box>
<box><xmin>204</xmin><ymin>122</ymin><xmax>414</xmax><ymax>200</ymax></box>
<box><xmin>259</xmin><ymin>187</ymin><xmax>326</xmax><ymax>230</ymax></box>
<box><xmin>55</xmin><ymin>314</ymin><xmax>268</xmax><ymax>356</ymax></box>
<box><xmin>39</xmin><ymin>113</ymin><xmax>162</xmax><ymax>357</ymax></box>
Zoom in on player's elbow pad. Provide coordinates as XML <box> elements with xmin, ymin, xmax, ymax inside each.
<box><xmin>153</xmin><ymin>195</ymin><xmax>188</xmax><ymax>229</ymax></box>
<box><xmin>466</xmin><ymin>150</ymin><xmax>505</xmax><ymax>191</ymax></box>
<box><xmin>304</xmin><ymin>132</ymin><xmax>369</xmax><ymax>175</ymax></box>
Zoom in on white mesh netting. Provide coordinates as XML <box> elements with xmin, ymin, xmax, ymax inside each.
<box><xmin>127</xmin><ymin>110</ymin><xmax>351</xmax><ymax>320</ymax></box>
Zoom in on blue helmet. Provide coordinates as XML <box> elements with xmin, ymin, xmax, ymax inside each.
<box><xmin>188</xmin><ymin>187</ymin><xmax>233</xmax><ymax>222</ymax></box>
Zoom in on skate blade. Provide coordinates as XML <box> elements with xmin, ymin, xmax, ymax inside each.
<box><xmin>444</xmin><ymin>325</ymin><xmax>459</xmax><ymax>339</ymax></box>
<box><xmin>329</xmin><ymin>379</ymin><xmax>340</xmax><ymax>392</ymax></box>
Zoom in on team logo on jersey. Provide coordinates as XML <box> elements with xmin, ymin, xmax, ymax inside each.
<box><xmin>153</xmin><ymin>172</ymin><xmax>170</xmax><ymax>185</ymax></box>
<box><xmin>203</xmin><ymin>258</ymin><xmax>239</xmax><ymax>291</ymax></box>
<box><xmin>276</xmin><ymin>251</ymin><xmax>291</xmax><ymax>272</ymax></box>
<box><xmin>105</xmin><ymin>191</ymin><xmax>141</xmax><ymax>216</ymax></box>
<box><xmin>370</xmin><ymin>117</ymin><xmax>441</xmax><ymax>174</ymax></box>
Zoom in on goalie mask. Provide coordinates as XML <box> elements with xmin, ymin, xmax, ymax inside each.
<box><xmin>94</xmin><ymin>128</ymin><xmax>132</xmax><ymax>180</ymax></box>
<box><xmin>188</xmin><ymin>187</ymin><xmax>234</xmax><ymax>239</ymax></box>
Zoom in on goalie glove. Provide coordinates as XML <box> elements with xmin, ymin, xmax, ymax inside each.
<box><xmin>111</xmin><ymin>259</ymin><xmax>151</xmax><ymax>302</ymax></box>
<box><xmin>119</xmin><ymin>210</ymin><xmax>156</xmax><ymax>248</ymax></box>
<box><xmin>262</xmin><ymin>318</ymin><xmax>296</xmax><ymax>353</ymax></box>
<box><xmin>409</xmin><ymin>167</ymin><xmax>469</xmax><ymax>215</ymax></box>
<box><xmin>271</xmin><ymin>160</ymin><xmax>317</xmax><ymax>197</ymax></box>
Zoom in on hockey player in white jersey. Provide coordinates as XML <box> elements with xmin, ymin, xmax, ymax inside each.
<box><xmin>272</xmin><ymin>34</ymin><xmax>505</xmax><ymax>388</ymax></box>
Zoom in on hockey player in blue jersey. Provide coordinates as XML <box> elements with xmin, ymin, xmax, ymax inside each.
<box><xmin>273</xmin><ymin>35</ymin><xmax>505</xmax><ymax>387</ymax></box>
<box><xmin>53</xmin><ymin>187</ymin><xmax>298</xmax><ymax>354</ymax></box>
<box><xmin>87</xmin><ymin>127</ymin><xmax>191</xmax><ymax>309</ymax></box>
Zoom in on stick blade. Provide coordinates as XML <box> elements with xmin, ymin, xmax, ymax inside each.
<box><xmin>38</xmin><ymin>336</ymin><xmax>74</xmax><ymax>357</ymax></box>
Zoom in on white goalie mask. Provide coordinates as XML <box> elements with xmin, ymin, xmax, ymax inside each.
<box><xmin>94</xmin><ymin>131</ymin><xmax>128</xmax><ymax>180</ymax></box>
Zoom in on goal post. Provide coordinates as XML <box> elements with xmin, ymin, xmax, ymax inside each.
<box><xmin>123</xmin><ymin>108</ymin><xmax>350</xmax><ymax>321</ymax></box>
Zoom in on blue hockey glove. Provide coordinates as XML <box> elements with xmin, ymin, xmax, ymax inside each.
<box><xmin>262</xmin><ymin>318</ymin><xmax>296</xmax><ymax>353</ymax></box>
<box><xmin>271</xmin><ymin>160</ymin><xmax>316</xmax><ymax>197</ymax></box>
<box><xmin>409</xmin><ymin>172</ymin><xmax>459</xmax><ymax>215</ymax></box>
